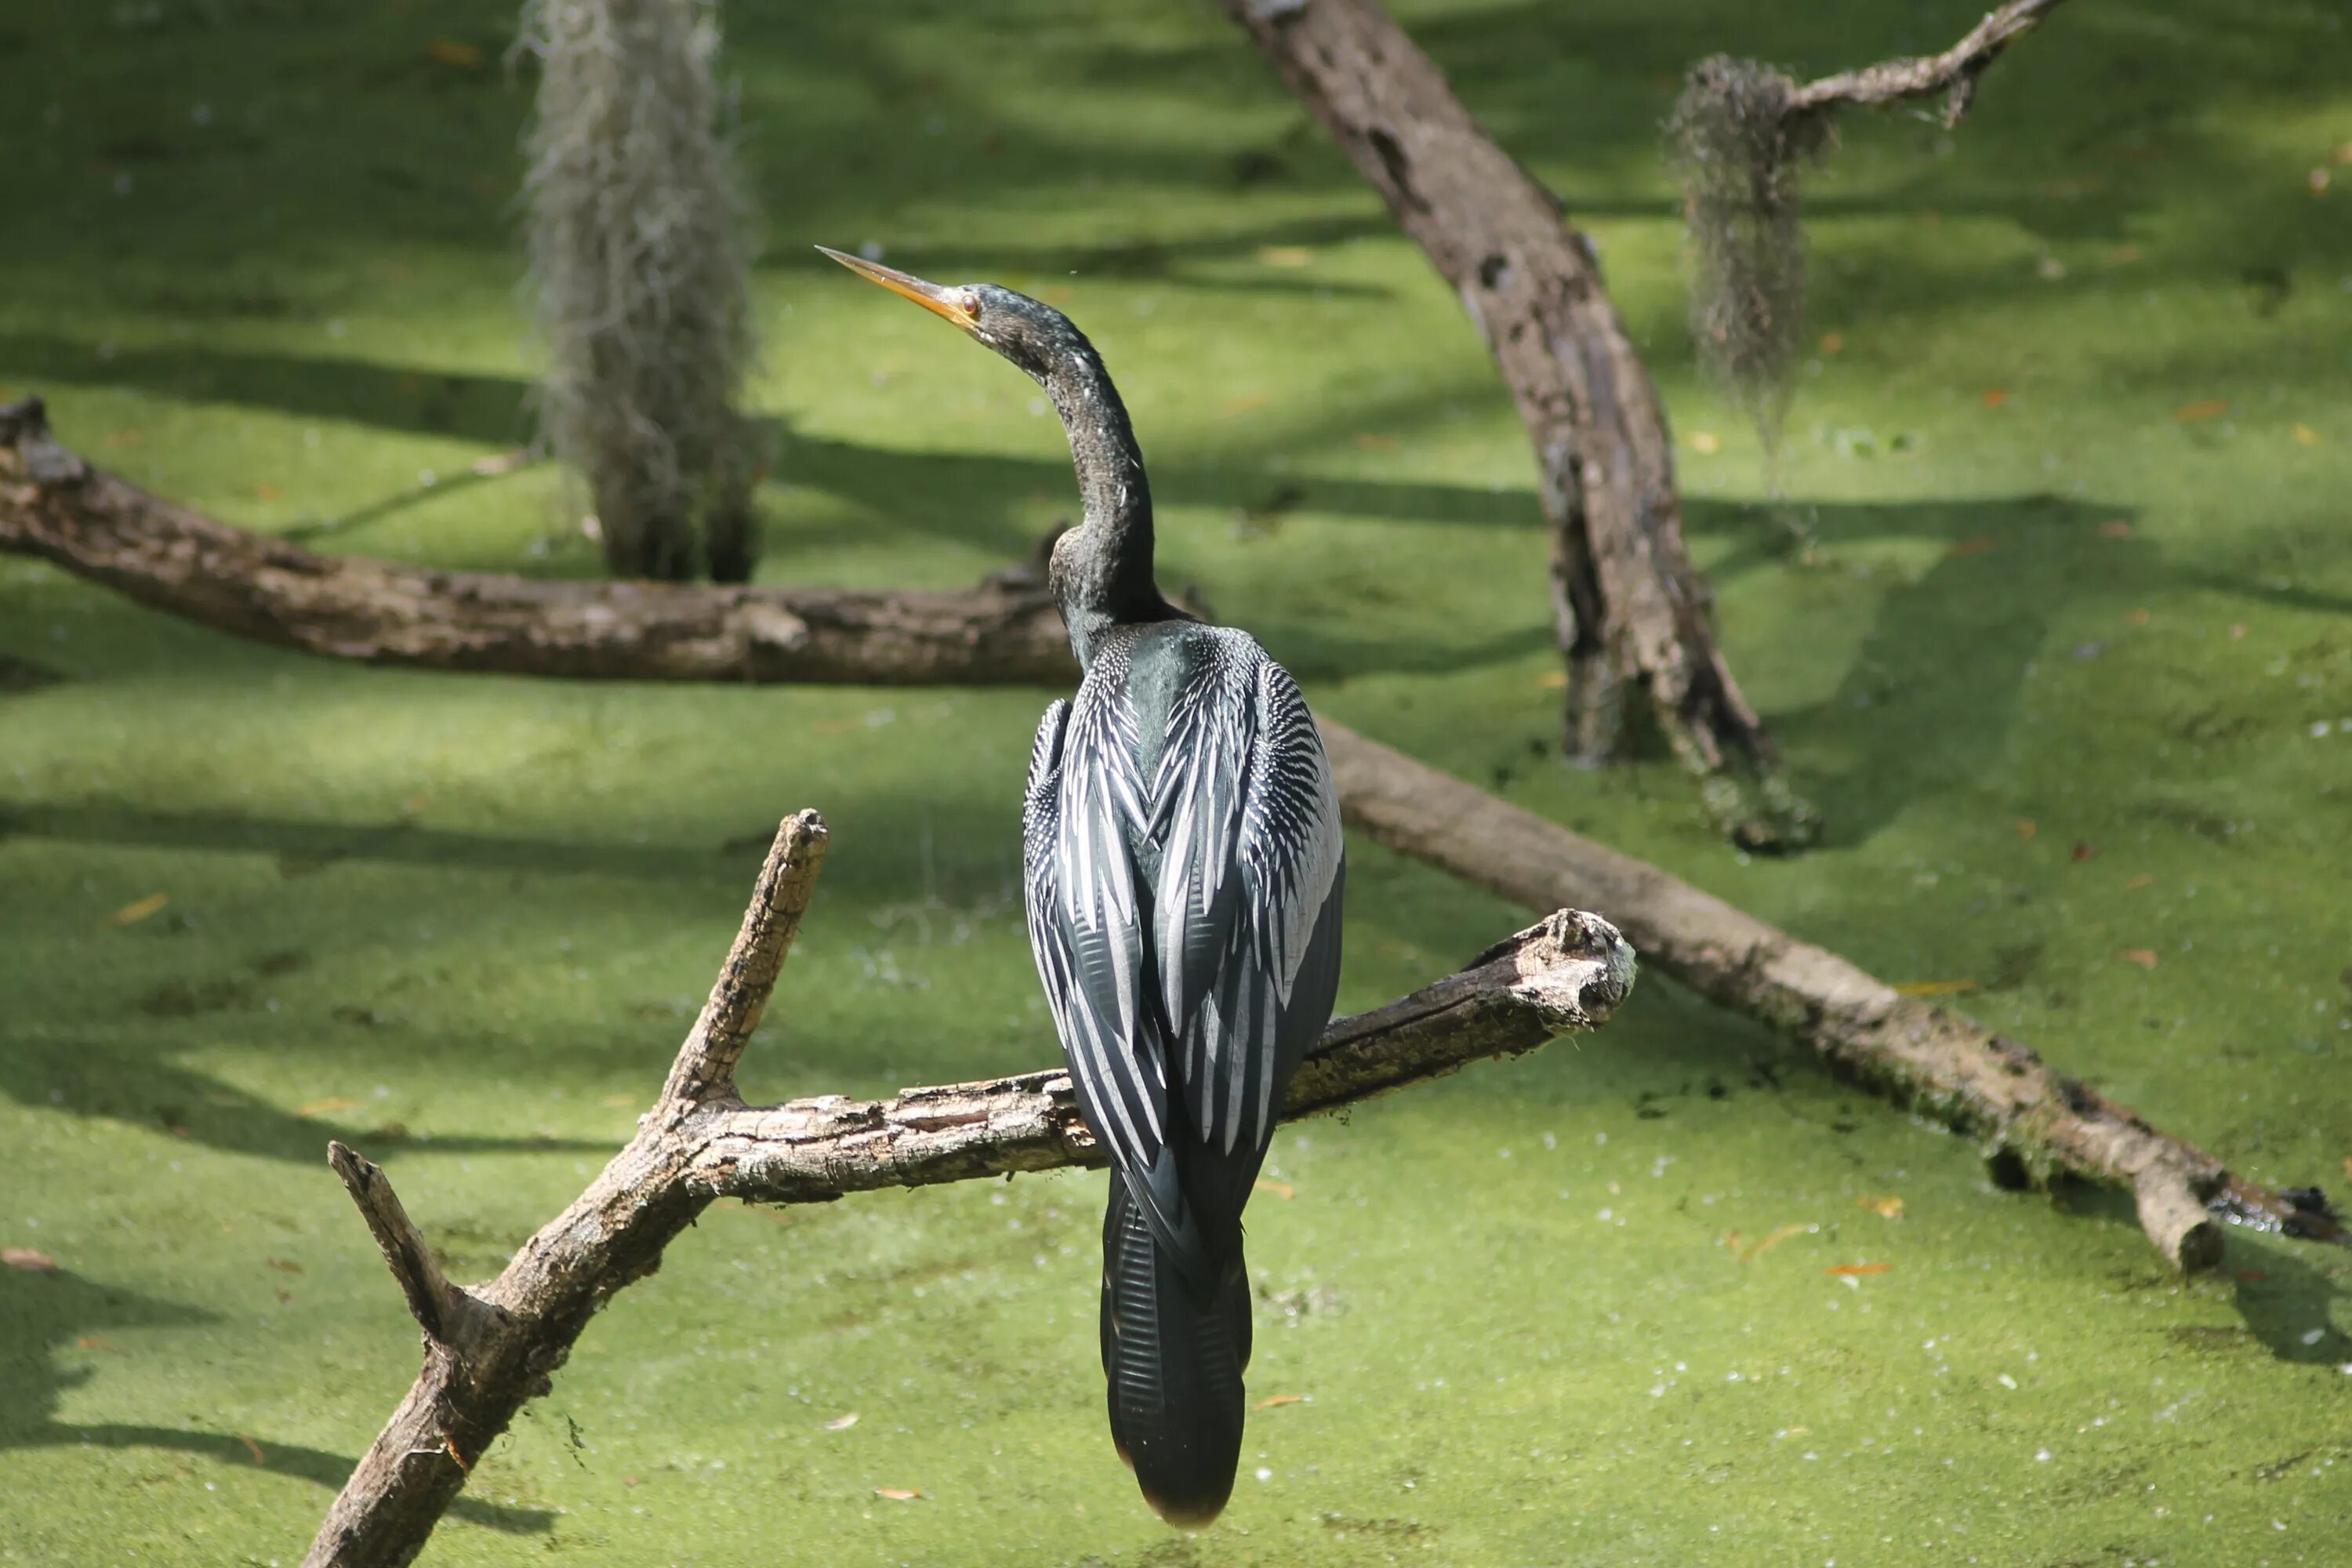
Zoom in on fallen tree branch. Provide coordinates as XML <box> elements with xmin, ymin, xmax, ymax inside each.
<box><xmin>7</xmin><ymin>400</ymin><xmax>2336</xmax><ymax>1273</ymax></box>
<box><xmin>1786</xmin><ymin>0</ymin><xmax>2072</xmax><ymax>127</ymax></box>
<box><xmin>0</xmin><ymin>399</ymin><xmax>1076</xmax><ymax>687</ymax></box>
<box><xmin>302</xmin><ymin>810</ymin><xmax>1635</xmax><ymax>1566</ymax></box>
<box><xmin>1321</xmin><ymin>722</ymin><xmax>2346</xmax><ymax>1270</ymax></box>
<box><xmin>1220</xmin><ymin>0</ymin><xmax>1816</xmax><ymax>851</ymax></box>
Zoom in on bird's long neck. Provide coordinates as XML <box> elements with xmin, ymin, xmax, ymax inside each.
<box><xmin>1039</xmin><ymin>335</ymin><xmax>1171</xmax><ymax>668</ymax></box>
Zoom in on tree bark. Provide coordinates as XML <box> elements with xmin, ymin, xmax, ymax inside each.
<box><xmin>1218</xmin><ymin>0</ymin><xmax>1816</xmax><ymax>851</ymax></box>
<box><xmin>5</xmin><ymin>397</ymin><xmax>2339</xmax><ymax>1273</ymax></box>
<box><xmin>1785</xmin><ymin>0</ymin><xmax>2072</xmax><ymax>127</ymax></box>
<box><xmin>304</xmin><ymin>811</ymin><xmax>1634</xmax><ymax>1567</ymax></box>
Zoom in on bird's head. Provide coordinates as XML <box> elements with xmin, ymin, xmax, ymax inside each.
<box><xmin>818</xmin><ymin>246</ymin><xmax>1087</xmax><ymax>385</ymax></box>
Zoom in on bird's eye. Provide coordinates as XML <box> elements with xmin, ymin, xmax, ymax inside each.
<box><xmin>964</xmin><ymin>291</ymin><xmax>985</xmax><ymax>321</ymax></box>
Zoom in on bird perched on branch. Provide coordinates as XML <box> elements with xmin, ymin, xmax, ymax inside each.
<box><xmin>823</xmin><ymin>246</ymin><xmax>1345</xmax><ymax>1526</ymax></box>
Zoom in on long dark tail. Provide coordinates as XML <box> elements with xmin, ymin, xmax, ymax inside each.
<box><xmin>1099</xmin><ymin>1173</ymin><xmax>1252</xmax><ymax>1526</ymax></box>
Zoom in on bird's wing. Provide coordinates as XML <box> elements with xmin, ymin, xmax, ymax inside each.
<box><xmin>1150</xmin><ymin>640</ymin><xmax>1345</xmax><ymax>1160</ymax></box>
<box><xmin>1025</xmin><ymin>686</ymin><xmax>1200</xmax><ymax>1265</ymax></box>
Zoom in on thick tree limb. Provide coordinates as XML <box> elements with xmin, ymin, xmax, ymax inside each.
<box><xmin>302</xmin><ymin>809</ymin><xmax>1634</xmax><ymax>1567</ymax></box>
<box><xmin>6</xmin><ymin>401</ymin><xmax>2336</xmax><ymax>1269</ymax></box>
<box><xmin>1786</xmin><ymin>0</ymin><xmax>2072</xmax><ymax>127</ymax></box>
<box><xmin>690</xmin><ymin>906</ymin><xmax>1633</xmax><ymax>1203</ymax></box>
<box><xmin>1219</xmin><ymin>0</ymin><xmax>1816</xmax><ymax>851</ymax></box>
<box><xmin>1321</xmin><ymin>722</ymin><xmax>2345</xmax><ymax>1271</ymax></box>
<box><xmin>0</xmin><ymin>398</ymin><xmax>1075</xmax><ymax>687</ymax></box>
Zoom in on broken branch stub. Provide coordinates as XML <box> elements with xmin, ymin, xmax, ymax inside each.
<box><xmin>325</xmin><ymin>1142</ymin><xmax>473</xmax><ymax>1347</ymax></box>
<box><xmin>656</xmin><ymin>809</ymin><xmax>829</xmax><ymax>1112</ymax></box>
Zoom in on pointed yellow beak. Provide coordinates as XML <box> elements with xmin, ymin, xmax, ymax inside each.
<box><xmin>817</xmin><ymin>245</ymin><xmax>978</xmax><ymax>332</ymax></box>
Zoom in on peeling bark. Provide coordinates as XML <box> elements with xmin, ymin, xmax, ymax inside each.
<box><xmin>303</xmin><ymin>812</ymin><xmax>1633</xmax><ymax>1566</ymax></box>
<box><xmin>1218</xmin><ymin>0</ymin><xmax>1816</xmax><ymax>851</ymax></box>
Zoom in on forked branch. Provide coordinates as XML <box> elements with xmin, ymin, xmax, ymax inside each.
<box><xmin>303</xmin><ymin>811</ymin><xmax>1635</xmax><ymax>1566</ymax></box>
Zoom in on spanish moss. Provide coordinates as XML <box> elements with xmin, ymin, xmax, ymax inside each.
<box><xmin>516</xmin><ymin>0</ymin><xmax>763</xmax><ymax>582</ymax></box>
<box><xmin>1668</xmin><ymin>56</ymin><xmax>1828</xmax><ymax>456</ymax></box>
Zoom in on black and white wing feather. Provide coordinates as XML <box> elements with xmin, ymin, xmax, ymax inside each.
<box><xmin>1149</xmin><ymin>632</ymin><xmax>1344</xmax><ymax>1163</ymax></box>
<box><xmin>1025</xmin><ymin>687</ymin><xmax>1164</xmax><ymax>1157</ymax></box>
<box><xmin>1025</xmin><ymin>628</ymin><xmax>1343</xmax><ymax>1281</ymax></box>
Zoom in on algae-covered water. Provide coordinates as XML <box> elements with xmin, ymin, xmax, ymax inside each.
<box><xmin>4</xmin><ymin>1</ymin><xmax>2349</xmax><ymax>1563</ymax></box>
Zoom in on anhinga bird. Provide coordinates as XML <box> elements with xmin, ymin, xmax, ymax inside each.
<box><xmin>822</xmin><ymin>246</ymin><xmax>1345</xmax><ymax>1526</ymax></box>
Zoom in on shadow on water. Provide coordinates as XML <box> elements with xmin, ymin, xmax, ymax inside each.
<box><xmin>0</xmin><ymin>1025</ymin><xmax>616</xmax><ymax>1168</ymax></box>
<box><xmin>1680</xmin><ymin>492</ymin><xmax>2352</xmax><ymax>850</ymax></box>
<box><xmin>2051</xmin><ymin>1181</ymin><xmax>2350</xmax><ymax>1367</ymax></box>
<box><xmin>16</xmin><ymin>0</ymin><xmax>2342</xmax><ymax>350</ymax></box>
<box><xmin>0</xmin><ymin>803</ymin><xmax>714</xmax><ymax>1163</ymax></box>
<box><xmin>0</xmin><ymin>1265</ymin><xmax>550</xmax><ymax>1534</ymax></box>
<box><xmin>2</xmin><ymin>801</ymin><xmax>711</xmax><ymax>882</ymax></box>
<box><xmin>0</xmin><ymin>334</ymin><xmax>539</xmax><ymax>451</ymax></box>
<box><xmin>0</xmin><ymin>331</ymin><xmax>1537</xmax><ymax>539</ymax></box>
<box><xmin>0</xmin><ymin>782</ymin><xmax>1062</xmax><ymax>1152</ymax></box>
<box><xmin>1701</xmin><ymin>492</ymin><xmax>2123</xmax><ymax>849</ymax></box>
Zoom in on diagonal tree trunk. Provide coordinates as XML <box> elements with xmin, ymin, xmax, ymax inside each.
<box><xmin>1218</xmin><ymin>0</ymin><xmax>1816</xmax><ymax>851</ymax></box>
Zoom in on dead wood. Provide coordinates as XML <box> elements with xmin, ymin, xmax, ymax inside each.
<box><xmin>1219</xmin><ymin>0</ymin><xmax>1816</xmax><ymax>851</ymax></box>
<box><xmin>1786</xmin><ymin>0</ymin><xmax>2072</xmax><ymax>128</ymax></box>
<box><xmin>1320</xmin><ymin>721</ymin><xmax>2345</xmax><ymax>1271</ymax></box>
<box><xmin>300</xmin><ymin>810</ymin><xmax>1633</xmax><ymax>1566</ymax></box>
<box><xmin>0</xmin><ymin>398</ymin><xmax>1075</xmax><ymax>687</ymax></box>
<box><xmin>6</xmin><ymin>397</ymin><xmax>2338</xmax><ymax>1282</ymax></box>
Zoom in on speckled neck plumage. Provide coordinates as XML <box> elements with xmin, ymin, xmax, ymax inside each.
<box><xmin>1024</xmin><ymin>317</ymin><xmax>1178</xmax><ymax>669</ymax></box>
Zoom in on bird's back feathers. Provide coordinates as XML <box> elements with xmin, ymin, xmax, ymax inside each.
<box><xmin>1023</xmin><ymin>621</ymin><xmax>1344</xmax><ymax>1526</ymax></box>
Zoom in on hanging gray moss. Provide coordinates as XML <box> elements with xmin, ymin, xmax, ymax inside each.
<box><xmin>1668</xmin><ymin>57</ymin><xmax>1829</xmax><ymax>456</ymax></box>
<box><xmin>516</xmin><ymin>0</ymin><xmax>763</xmax><ymax>582</ymax></box>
